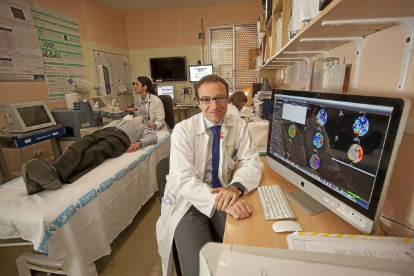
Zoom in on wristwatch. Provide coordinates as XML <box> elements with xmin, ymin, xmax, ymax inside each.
<box><xmin>229</xmin><ymin>182</ymin><xmax>246</xmax><ymax>195</ymax></box>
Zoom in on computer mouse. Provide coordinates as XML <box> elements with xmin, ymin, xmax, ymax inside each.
<box><xmin>272</xmin><ymin>221</ymin><xmax>302</xmax><ymax>233</ymax></box>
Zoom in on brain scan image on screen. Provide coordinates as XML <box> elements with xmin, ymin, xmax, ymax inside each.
<box><xmin>353</xmin><ymin>116</ymin><xmax>369</xmax><ymax>137</ymax></box>
<box><xmin>313</xmin><ymin>132</ymin><xmax>324</xmax><ymax>148</ymax></box>
<box><xmin>288</xmin><ymin>124</ymin><xmax>296</xmax><ymax>138</ymax></box>
<box><xmin>348</xmin><ymin>144</ymin><xmax>363</xmax><ymax>163</ymax></box>
<box><xmin>310</xmin><ymin>154</ymin><xmax>320</xmax><ymax>169</ymax></box>
<box><xmin>316</xmin><ymin>109</ymin><xmax>327</xmax><ymax>126</ymax></box>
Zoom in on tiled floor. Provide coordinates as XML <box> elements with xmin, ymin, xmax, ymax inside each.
<box><xmin>0</xmin><ymin>193</ymin><xmax>164</xmax><ymax>276</ymax></box>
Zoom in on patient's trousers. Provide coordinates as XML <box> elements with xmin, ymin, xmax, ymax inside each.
<box><xmin>52</xmin><ymin>129</ymin><xmax>130</xmax><ymax>183</ymax></box>
<box><xmin>174</xmin><ymin>205</ymin><xmax>227</xmax><ymax>276</ymax></box>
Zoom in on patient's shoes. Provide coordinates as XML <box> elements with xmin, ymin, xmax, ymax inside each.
<box><xmin>22</xmin><ymin>159</ymin><xmax>62</xmax><ymax>195</ymax></box>
<box><xmin>22</xmin><ymin>163</ymin><xmax>44</xmax><ymax>195</ymax></box>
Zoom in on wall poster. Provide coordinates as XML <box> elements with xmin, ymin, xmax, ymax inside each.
<box><xmin>0</xmin><ymin>0</ymin><xmax>44</xmax><ymax>81</ymax></box>
<box><xmin>31</xmin><ymin>3</ymin><xmax>86</xmax><ymax>103</ymax></box>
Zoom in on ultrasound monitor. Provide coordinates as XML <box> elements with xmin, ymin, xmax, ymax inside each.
<box><xmin>157</xmin><ymin>85</ymin><xmax>174</xmax><ymax>99</ymax></box>
<box><xmin>0</xmin><ymin>101</ymin><xmax>56</xmax><ymax>133</ymax></box>
<box><xmin>189</xmin><ymin>65</ymin><xmax>213</xmax><ymax>83</ymax></box>
<box><xmin>266</xmin><ymin>89</ymin><xmax>410</xmax><ymax>234</ymax></box>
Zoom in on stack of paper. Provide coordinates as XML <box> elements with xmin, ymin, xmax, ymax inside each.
<box><xmin>287</xmin><ymin>232</ymin><xmax>414</xmax><ymax>262</ymax></box>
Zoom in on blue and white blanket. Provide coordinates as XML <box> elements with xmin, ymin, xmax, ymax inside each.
<box><xmin>0</xmin><ymin>131</ymin><xmax>171</xmax><ymax>276</ymax></box>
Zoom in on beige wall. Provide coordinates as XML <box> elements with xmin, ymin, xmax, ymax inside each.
<box><xmin>328</xmin><ymin>25</ymin><xmax>414</xmax><ymax>236</ymax></box>
<box><xmin>0</xmin><ymin>0</ymin><xmax>128</xmax><ymax>109</ymax></box>
<box><xmin>126</xmin><ymin>2</ymin><xmax>261</xmax><ymax>100</ymax></box>
<box><xmin>0</xmin><ymin>0</ymin><xmax>128</xmax><ymax>174</ymax></box>
<box><xmin>125</xmin><ymin>2</ymin><xmax>261</xmax><ymax>49</ymax></box>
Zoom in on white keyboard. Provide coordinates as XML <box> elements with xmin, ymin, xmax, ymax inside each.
<box><xmin>257</xmin><ymin>185</ymin><xmax>296</xmax><ymax>220</ymax></box>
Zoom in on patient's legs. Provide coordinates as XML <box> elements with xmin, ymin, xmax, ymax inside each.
<box><xmin>53</xmin><ymin>129</ymin><xmax>130</xmax><ymax>183</ymax></box>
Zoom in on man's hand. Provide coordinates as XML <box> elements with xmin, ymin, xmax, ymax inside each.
<box><xmin>120</xmin><ymin>107</ymin><xmax>135</xmax><ymax>113</ymax></box>
<box><xmin>211</xmin><ymin>186</ymin><xmax>241</xmax><ymax>211</ymax></box>
<box><xmin>127</xmin><ymin>141</ymin><xmax>142</xmax><ymax>153</ymax></box>
<box><xmin>145</xmin><ymin>123</ymin><xmax>156</xmax><ymax>129</ymax></box>
<box><xmin>225</xmin><ymin>198</ymin><xmax>252</xmax><ymax>220</ymax></box>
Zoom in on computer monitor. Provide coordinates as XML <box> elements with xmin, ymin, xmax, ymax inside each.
<box><xmin>189</xmin><ymin>64</ymin><xmax>213</xmax><ymax>83</ymax></box>
<box><xmin>157</xmin><ymin>85</ymin><xmax>174</xmax><ymax>99</ymax></box>
<box><xmin>0</xmin><ymin>101</ymin><xmax>56</xmax><ymax>133</ymax></box>
<box><xmin>266</xmin><ymin>89</ymin><xmax>410</xmax><ymax>234</ymax></box>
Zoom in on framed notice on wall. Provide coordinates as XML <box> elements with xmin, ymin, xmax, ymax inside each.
<box><xmin>31</xmin><ymin>3</ymin><xmax>86</xmax><ymax>103</ymax></box>
<box><xmin>0</xmin><ymin>0</ymin><xmax>44</xmax><ymax>82</ymax></box>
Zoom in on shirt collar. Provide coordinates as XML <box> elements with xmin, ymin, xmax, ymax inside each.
<box><xmin>203</xmin><ymin>117</ymin><xmax>223</xmax><ymax>129</ymax></box>
<box><xmin>141</xmin><ymin>93</ymin><xmax>149</xmax><ymax>103</ymax></box>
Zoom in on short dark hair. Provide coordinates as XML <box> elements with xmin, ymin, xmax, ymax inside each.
<box><xmin>195</xmin><ymin>74</ymin><xmax>229</xmax><ymax>98</ymax></box>
<box><xmin>137</xmin><ymin>76</ymin><xmax>156</xmax><ymax>95</ymax></box>
<box><xmin>229</xmin><ymin>91</ymin><xmax>248</xmax><ymax>111</ymax></box>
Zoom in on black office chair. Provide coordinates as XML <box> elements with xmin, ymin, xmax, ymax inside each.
<box><xmin>158</xmin><ymin>95</ymin><xmax>175</xmax><ymax>129</ymax></box>
<box><xmin>156</xmin><ymin>156</ymin><xmax>182</xmax><ymax>276</ymax></box>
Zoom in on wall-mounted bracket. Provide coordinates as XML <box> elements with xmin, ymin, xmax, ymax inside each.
<box><xmin>322</xmin><ymin>17</ymin><xmax>414</xmax><ymax>92</ymax></box>
<box><xmin>300</xmin><ymin>37</ymin><xmax>364</xmax><ymax>89</ymax></box>
<box><xmin>276</xmin><ymin>56</ymin><xmax>314</xmax><ymax>90</ymax></box>
<box><xmin>283</xmin><ymin>51</ymin><xmax>329</xmax><ymax>58</ymax></box>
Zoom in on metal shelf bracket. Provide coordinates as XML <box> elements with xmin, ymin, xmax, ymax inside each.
<box><xmin>322</xmin><ymin>17</ymin><xmax>414</xmax><ymax>92</ymax></box>
<box><xmin>283</xmin><ymin>51</ymin><xmax>329</xmax><ymax>58</ymax></box>
<box><xmin>300</xmin><ymin>37</ymin><xmax>364</xmax><ymax>89</ymax></box>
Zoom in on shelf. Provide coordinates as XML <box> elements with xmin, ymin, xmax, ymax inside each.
<box><xmin>273</xmin><ymin>0</ymin><xmax>283</xmax><ymax>14</ymax></box>
<box><xmin>263</xmin><ymin>0</ymin><xmax>413</xmax><ymax>65</ymax></box>
<box><xmin>259</xmin><ymin>0</ymin><xmax>414</xmax><ymax>91</ymax></box>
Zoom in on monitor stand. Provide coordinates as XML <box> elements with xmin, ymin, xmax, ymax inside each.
<box><xmin>285</xmin><ymin>190</ymin><xmax>327</xmax><ymax>216</ymax></box>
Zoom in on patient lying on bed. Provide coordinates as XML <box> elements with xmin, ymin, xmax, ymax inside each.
<box><xmin>21</xmin><ymin>119</ymin><xmax>158</xmax><ymax>195</ymax></box>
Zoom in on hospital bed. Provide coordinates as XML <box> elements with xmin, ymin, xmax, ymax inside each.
<box><xmin>0</xmin><ymin>130</ymin><xmax>171</xmax><ymax>276</ymax></box>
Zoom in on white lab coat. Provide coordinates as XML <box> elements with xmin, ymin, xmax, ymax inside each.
<box><xmin>135</xmin><ymin>93</ymin><xmax>168</xmax><ymax>131</ymax></box>
<box><xmin>226</xmin><ymin>103</ymin><xmax>240</xmax><ymax>116</ymax></box>
<box><xmin>156</xmin><ymin>112</ymin><xmax>263</xmax><ymax>276</ymax></box>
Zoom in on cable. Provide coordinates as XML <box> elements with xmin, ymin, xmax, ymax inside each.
<box><xmin>379</xmin><ymin>220</ymin><xmax>389</xmax><ymax>236</ymax></box>
<box><xmin>380</xmin><ymin>215</ymin><xmax>414</xmax><ymax>232</ymax></box>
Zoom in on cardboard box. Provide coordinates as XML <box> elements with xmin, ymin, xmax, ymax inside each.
<box><xmin>3</xmin><ymin>140</ymin><xmax>54</xmax><ymax>177</ymax></box>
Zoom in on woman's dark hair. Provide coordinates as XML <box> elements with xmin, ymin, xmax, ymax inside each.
<box><xmin>229</xmin><ymin>91</ymin><xmax>248</xmax><ymax>111</ymax></box>
<box><xmin>137</xmin><ymin>76</ymin><xmax>156</xmax><ymax>95</ymax></box>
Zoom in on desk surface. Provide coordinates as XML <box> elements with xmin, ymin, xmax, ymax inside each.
<box><xmin>223</xmin><ymin>156</ymin><xmax>365</xmax><ymax>249</ymax></box>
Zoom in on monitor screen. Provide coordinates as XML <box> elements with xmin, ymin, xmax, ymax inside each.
<box><xmin>266</xmin><ymin>89</ymin><xmax>409</xmax><ymax>234</ymax></box>
<box><xmin>150</xmin><ymin>56</ymin><xmax>187</xmax><ymax>82</ymax></box>
<box><xmin>189</xmin><ymin>65</ymin><xmax>213</xmax><ymax>83</ymax></box>
<box><xmin>157</xmin><ymin>85</ymin><xmax>174</xmax><ymax>99</ymax></box>
<box><xmin>17</xmin><ymin>105</ymin><xmax>52</xmax><ymax>127</ymax></box>
<box><xmin>91</xmin><ymin>97</ymin><xmax>107</xmax><ymax>108</ymax></box>
<box><xmin>102</xmin><ymin>65</ymin><xmax>111</xmax><ymax>94</ymax></box>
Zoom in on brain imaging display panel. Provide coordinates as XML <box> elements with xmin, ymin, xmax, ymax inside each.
<box><xmin>268</xmin><ymin>95</ymin><xmax>394</xmax><ymax>210</ymax></box>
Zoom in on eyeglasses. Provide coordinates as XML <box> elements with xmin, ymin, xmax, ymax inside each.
<box><xmin>197</xmin><ymin>96</ymin><xmax>228</xmax><ymax>105</ymax></box>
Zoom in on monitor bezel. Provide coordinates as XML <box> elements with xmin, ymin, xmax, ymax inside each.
<box><xmin>189</xmin><ymin>64</ymin><xmax>213</xmax><ymax>83</ymax></box>
<box><xmin>266</xmin><ymin>89</ymin><xmax>409</xmax><ymax>234</ymax></box>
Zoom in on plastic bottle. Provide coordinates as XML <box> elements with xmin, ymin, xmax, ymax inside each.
<box><xmin>94</xmin><ymin>102</ymin><xmax>99</xmax><ymax>112</ymax></box>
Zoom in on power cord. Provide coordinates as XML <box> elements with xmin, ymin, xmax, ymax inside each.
<box><xmin>380</xmin><ymin>215</ymin><xmax>414</xmax><ymax>233</ymax></box>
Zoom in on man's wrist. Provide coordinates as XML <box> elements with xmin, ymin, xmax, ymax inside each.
<box><xmin>229</xmin><ymin>182</ymin><xmax>246</xmax><ymax>195</ymax></box>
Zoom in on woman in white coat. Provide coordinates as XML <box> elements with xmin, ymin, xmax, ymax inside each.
<box><xmin>156</xmin><ymin>75</ymin><xmax>263</xmax><ymax>276</ymax></box>
<box><xmin>121</xmin><ymin>76</ymin><xmax>167</xmax><ymax>131</ymax></box>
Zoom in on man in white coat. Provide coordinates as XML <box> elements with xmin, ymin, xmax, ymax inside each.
<box><xmin>156</xmin><ymin>74</ymin><xmax>263</xmax><ymax>276</ymax></box>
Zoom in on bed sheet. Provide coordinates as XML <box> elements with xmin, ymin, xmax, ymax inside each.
<box><xmin>0</xmin><ymin>131</ymin><xmax>171</xmax><ymax>275</ymax></box>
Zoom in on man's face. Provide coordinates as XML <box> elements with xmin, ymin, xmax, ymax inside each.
<box><xmin>197</xmin><ymin>81</ymin><xmax>228</xmax><ymax>125</ymax></box>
